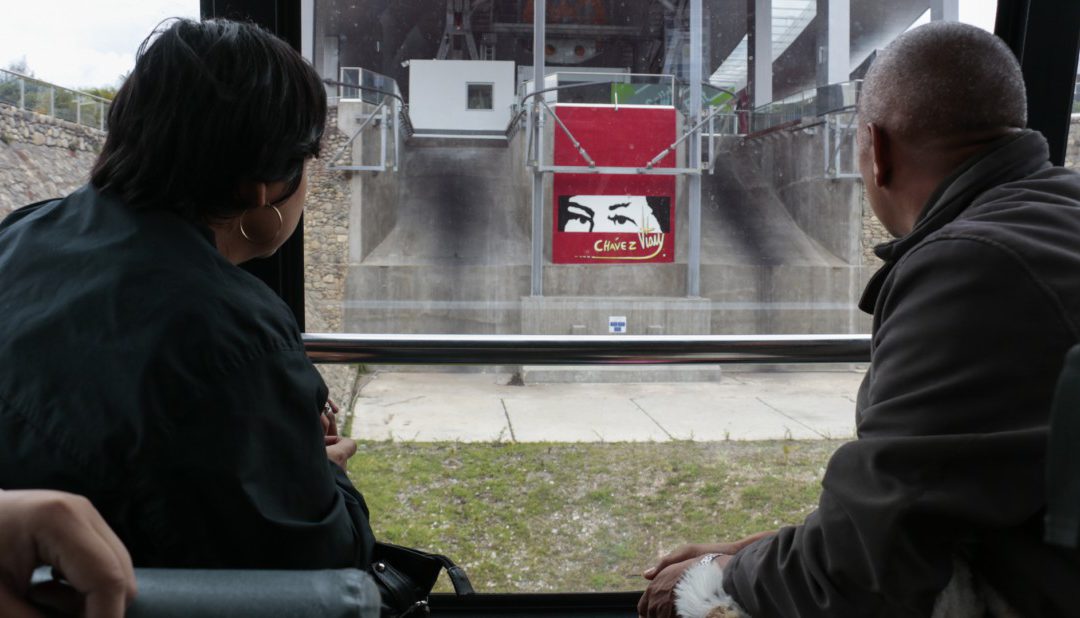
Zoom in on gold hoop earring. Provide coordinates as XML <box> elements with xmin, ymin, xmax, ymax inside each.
<box><xmin>239</xmin><ymin>205</ymin><xmax>284</xmax><ymax>244</ymax></box>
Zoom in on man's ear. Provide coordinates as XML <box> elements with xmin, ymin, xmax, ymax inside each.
<box><xmin>866</xmin><ymin>123</ymin><xmax>891</xmax><ymax>188</ymax></box>
<box><xmin>234</xmin><ymin>181</ymin><xmax>269</xmax><ymax>211</ymax></box>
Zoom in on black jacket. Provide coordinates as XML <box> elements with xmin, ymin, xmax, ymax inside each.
<box><xmin>724</xmin><ymin>131</ymin><xmax>1080</xmax><ymax>616</ymax></box>
<box><xmin>0</xmin><ymin>186</ymin><xmax>375</xmax><ymax>569</ymax></box>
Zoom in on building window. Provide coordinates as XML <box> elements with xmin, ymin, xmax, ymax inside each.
<box><xmin>467</xmin><ymin>83</ymin><xmax>493</xmax><ymax>110</ymax></box>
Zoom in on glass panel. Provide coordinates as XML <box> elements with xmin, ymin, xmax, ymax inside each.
<box><xmin>467</xmin><ymin>83</ymin><xmax>494</xmax><ymax>109</ymax></box>
<box><xmin>1069</xmin><ymin>49</ymin><xmax>1080</xmax><ymax>171</ymax></box>
<box><xmin>305</xmin><ymin>0</ymin><xmax>1007</xmax><ymax>595</ymax></box>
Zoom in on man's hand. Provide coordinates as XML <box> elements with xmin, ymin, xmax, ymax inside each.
<box><xmin>642</xmin><ymin>531</ymin><xmax>775</xmax><ymax>580</ymax></box>
<box><xmin>325</xmin><ymin>435</ymin><xmax>357</xmax><ymax>470</ymax></box>
<box><xmin>0</xmin><ymin>490</ymin><xmax>136</xmax><ymax>618</ymax></box>
<box><xmin>638</xmin><ymin>531</ymin><xmax>774</xmax><ymax>618</ymax></box>
<box><xmin>638</xmin><ymin>555</ymin><xmax>731</xmax><ymax>618</ymax></box>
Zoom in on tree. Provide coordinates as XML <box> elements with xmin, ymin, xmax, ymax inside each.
<box><xmin>79</xmin><ymin>86</ymin><xmax>118</xmax><ymax>101</ymax></box>
<box><xmin>5</xmin><ymin>56</ymin><xmax>34</xmax><ymax>78</ymax></box>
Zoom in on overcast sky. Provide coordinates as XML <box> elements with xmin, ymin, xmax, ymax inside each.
<box><xmin>1</xmin><ymin>0</ymin><xmax>999</xmax><ymax>92</ymax></box>
<box><xmin>0</xmin><ymin>0</ymin><xmax>199</xmax><ymax>89</ymax></box>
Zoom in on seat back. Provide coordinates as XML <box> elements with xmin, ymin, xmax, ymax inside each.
<box><xmin>1045</xmin><ymin>344</ymin><xmax>1080</xmax><ymax>548</ymax></box>
<box><xmin>32</xmin><ymin>567</ymin><xmax>380</xmax><ymax>618</ymax></box>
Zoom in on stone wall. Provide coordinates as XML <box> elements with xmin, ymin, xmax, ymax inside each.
<box><xmin>303</xmin><ymin>104</ymin><xmax>361</xmax><ymax>407</ymax></box>
<box><xmin>861</xmin><ymin>188</ymin><xmax>890</xmax><ymax>266</ymax></box>
<box><xmin>0</xmin><ymin>104</ymin><xmax>104</xmax><ymax>218</ymax></box>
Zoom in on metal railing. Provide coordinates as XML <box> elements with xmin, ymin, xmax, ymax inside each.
<box><xmin>0</xmin><ymin>68</ymin><xmax>110</xmax><ymax>130</ymax></box>
<box><xmin>303</xmin><ymin>333</ymin><xmax>872</xmax><ymax>365</ymax></box>
<box><xmin>517</xmin><ymin>72</ymin><xmax>721</xmax><ymax>177</ymax></box>
<box><xmin>325</xmin><ymin>68</ymin><xmax>411</xmax><ymax>173</ymax></box>
<box><xmin>750</xmin><ymin>80</ymin><xmax>862</xmax><ymax>134</ymax></box>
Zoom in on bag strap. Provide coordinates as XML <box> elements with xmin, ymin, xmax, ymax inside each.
<box><xmin>1045</xmin><ymin>344</ymin><xmax>1080</xmax><ymax>548</ymax></box>
<box><xmin>426</xmin><ymin>553</ymin><xmax>475</xmax><ymax>595</ymax></box>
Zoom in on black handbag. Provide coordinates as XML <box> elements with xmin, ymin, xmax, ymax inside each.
<box><xmin>372</xmin><ymin>541</ymin><xmax>474</xmax><ymax>617</ymax></box>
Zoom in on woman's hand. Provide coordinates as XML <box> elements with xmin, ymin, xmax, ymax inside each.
<box><xmin>0</xmin><ymin>490</ymin><xmax>136</xmax><ymax>618</ymax></box>
<box><xmin>320</xmin><ymin>398</ymin><xmax>340</xmax><ymax>437</ymax></box>
<box><xmin>324</xmin><ymin>436</ymin><xmax>357</xmax><ymax>470</ymax></box>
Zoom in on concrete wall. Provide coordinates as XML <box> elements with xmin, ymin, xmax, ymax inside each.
<box><xmin>338</xmin><ymin>100</ymin><xmax>401</xmax><ymax>261</ymax></box>
<box><xmin>742</xmin><ymin>124</ymin><xmax>864</xmax><ymax>265</ymax></box>
<box><xmin>408</xmin><ymin>60</ymin><xmax>515</xmax><ymax>133</ymax></box>
<box><xmin>0</xmin><ymin>105</ymin><xmax>104</xmax><ymax>219</ymax></box>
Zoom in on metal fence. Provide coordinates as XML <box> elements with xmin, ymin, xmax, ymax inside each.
<box><xmin>0</xmin><ymin>68</ymin><xmax>110</xmax><ymax>130</ymax></box>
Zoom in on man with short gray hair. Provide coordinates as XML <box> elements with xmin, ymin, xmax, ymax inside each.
<box><xmin>640</xmin><ymin>22</ymin><xmax>1080</xmax><ymax>617</ymax></box>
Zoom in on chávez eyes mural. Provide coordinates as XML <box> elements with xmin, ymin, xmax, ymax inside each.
<box><xmin>558</xmin><ymin>195</ymin><xmax>669</xmax><ymax>234</ymax></box>
<box><xmin>552</xmin><ymin>106</ymin><xmax>676</xmax><ymax>264</ymax></box>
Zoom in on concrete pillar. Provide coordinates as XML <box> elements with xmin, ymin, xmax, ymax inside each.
<box><xmin>748</xmin><ymin>0</ymin><xmax>773</xmax><ymax>107</ymax></box>
<box><xmin>931</xmin><ymin>0</ymin><xmax>959</xmax><ymax>22</ymax></box>
<box><xmin>817</xmin><ymin>0</ymin><xmax>850</xmax><ymax>86</ymax></box>
<box><xmin>688</xmin><ymin>0</ymin><xmax>703</xmax><ymax>298</ymax></box>
<box><xmin>300</xmin><ymin>0</ymin><xmax>314</xmax><ymax>61</ymax></box>
<box><xmin>530</xmin><ymin>0</ymin><xmax>545</xmax><ymax>296</ymax></box>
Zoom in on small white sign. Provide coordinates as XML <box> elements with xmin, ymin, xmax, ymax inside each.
<box><xmin>609</xmin><ymin>316</ymin><xmax>627</xmax><ymax>334</ymax></box>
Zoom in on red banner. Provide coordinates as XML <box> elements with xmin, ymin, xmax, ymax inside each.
<box><xmin>552</xmin><ymin>106</ymin><xmax>676</xmax><ymax>264</ymax></box>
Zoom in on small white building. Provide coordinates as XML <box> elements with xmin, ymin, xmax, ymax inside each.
<box><xmin>407</xmin><ymin>60</ymin><xmax>515</xmax><ymax>135</ymax></box>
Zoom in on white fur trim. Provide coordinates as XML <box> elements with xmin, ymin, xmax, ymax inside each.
<box><xmin>674</xmin><ymin>561</ymin><xmax>749</xmax><ymax>618</ymax></box>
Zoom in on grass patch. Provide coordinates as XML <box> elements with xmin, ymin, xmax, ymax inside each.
<box><xmin>348</xmin><ymin>440</ymin><xmax>843</xmax><ymax>593</ymax></box>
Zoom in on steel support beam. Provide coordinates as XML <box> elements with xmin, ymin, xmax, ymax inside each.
<box><xmin>530</xmin><ymin>0</ymin><xmax>545</xmax><ymax>296</ymax></box>
<box><xmin>930</xmin><ymin>0</ymin><xmax>959</xmax><ymax>22</ymax></box>
<box><xmin>817</xmin><ymin>0</ymin><xmax>850</xmax><ymax>86</ymax></box>
<box><xmin>748</xmin><ymin>0</ymin><xmax>772</xmax><ymax>107</ymax></box>
<box><xmin>688</xmin><ymin>0</ymin><xmax>703</xmax><ymax>298</ymax></box>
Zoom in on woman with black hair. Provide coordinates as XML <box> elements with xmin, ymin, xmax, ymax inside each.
<box><xmin>0</xmin><ymin>19</ymin><xmax>375</xmax><ymax>570</ymax></box>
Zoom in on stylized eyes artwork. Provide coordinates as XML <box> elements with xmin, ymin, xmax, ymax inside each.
<box><xmin>608</xmin><ymin>214</ymin><xmax>636</xmax><ymax>226</ymax></box>
<box><xmin>567</xmin><ymin>203</ymin><xmax>595</xmax><ymax>232</ymax></box>
<box><xmin>606</xmin><ymin>203</ymin><xmax>635</xmax><ymax>228</ymax></box>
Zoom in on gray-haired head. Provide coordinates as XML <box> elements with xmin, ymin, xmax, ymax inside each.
<box><xmin>858</xmin><ymin>21</ymin><xmax>1026</xmax><ymax>144</ymax></box>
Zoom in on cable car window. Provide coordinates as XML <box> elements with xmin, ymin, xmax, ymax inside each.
<box><xmin>1070</xmin><ymin>50</ymin><xmax>1080</xmax><ymax>171</ymax></box>
<box><xmin>18</xmin><ymin>0</ymin><xmax>1079</xmax><ymax>602</ymax></box>
<box><xmin>302</xmin><ymin>0</ymin><xmax>1003</xmax><ymax>594</ymax></box>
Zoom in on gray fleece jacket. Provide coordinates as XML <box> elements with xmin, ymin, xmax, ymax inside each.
<box><xmin>723</xmin><ymin>130</ymin><xmax>1080</xmax><ymax>617</ymax></box>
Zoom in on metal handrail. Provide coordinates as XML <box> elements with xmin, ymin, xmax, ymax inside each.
<box><xmin>326</xmin><ymin>99</ymin><xmax>390</xmax><ymax>172</ymax></box>
<box><xmin>539</xmin><ymin>100</ymin><xmax>596</xmax><ymax>167</ymax></box>
<box><xmin>0</xmin><ymin>68</ymin><xmax>110</xmax><ymax>130</ymax></box>
<box><xmin>322</xmin><ymin>77</ymin><xmax>414</xmax><ymax>137</ymax></box>
<box><xmin>303</xmin><ymin>333</ymin><xmax>872</xmax><ymax>365</ymax></box>
<box><xmin>518</xmin><ymin>79</ymin><xmax>627</xmax><ymax>105</ymax></box>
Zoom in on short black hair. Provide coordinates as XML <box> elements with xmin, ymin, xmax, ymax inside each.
<box><xmin>91</xmin><ymin>18</ymin><xmax>327</xmax><ymax>222</ymax></box>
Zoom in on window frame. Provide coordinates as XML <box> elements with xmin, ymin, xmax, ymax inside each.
<box><xmin>465</xmin><ymin>82</ymin><xmax>494</xmax><ymax>111</ymax></box>
<box><xmin>201</xmin><ymin>0</ymin><xmax>1080</xmax><ymax>332</ymax></box>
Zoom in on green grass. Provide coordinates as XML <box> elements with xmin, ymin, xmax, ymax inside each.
<box><xmin>347</xmin><ymin>440</ymin><xmax>843</xmax><ymax>593</ymax></box>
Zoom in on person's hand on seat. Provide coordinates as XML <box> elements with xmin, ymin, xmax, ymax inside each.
<box><xmin>0</xmin><ymin>489</ymin><xmax>136</xmax><ymax>618</ymax></box>
<box><xmin>638</xmin><ymin>531</ymin><xmax>775</xmax><ymax>617</ymax></box>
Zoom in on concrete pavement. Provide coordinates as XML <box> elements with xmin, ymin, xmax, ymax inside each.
<box><xmin>349</xmin><ymin>370</ymin><xmax>863</xmax><ymax>442</ymax></box>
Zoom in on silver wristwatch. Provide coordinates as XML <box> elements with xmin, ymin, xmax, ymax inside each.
<box><xmin>698</xmin><ymin>553</ymin><xmax>722</xmax><ymax>566</ymax></box>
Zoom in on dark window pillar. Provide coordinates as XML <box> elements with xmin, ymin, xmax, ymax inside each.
<box><xmin>200</xmin><ymin>0</ymin><xmax>307</xmax><ymax>330</ymax></box>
